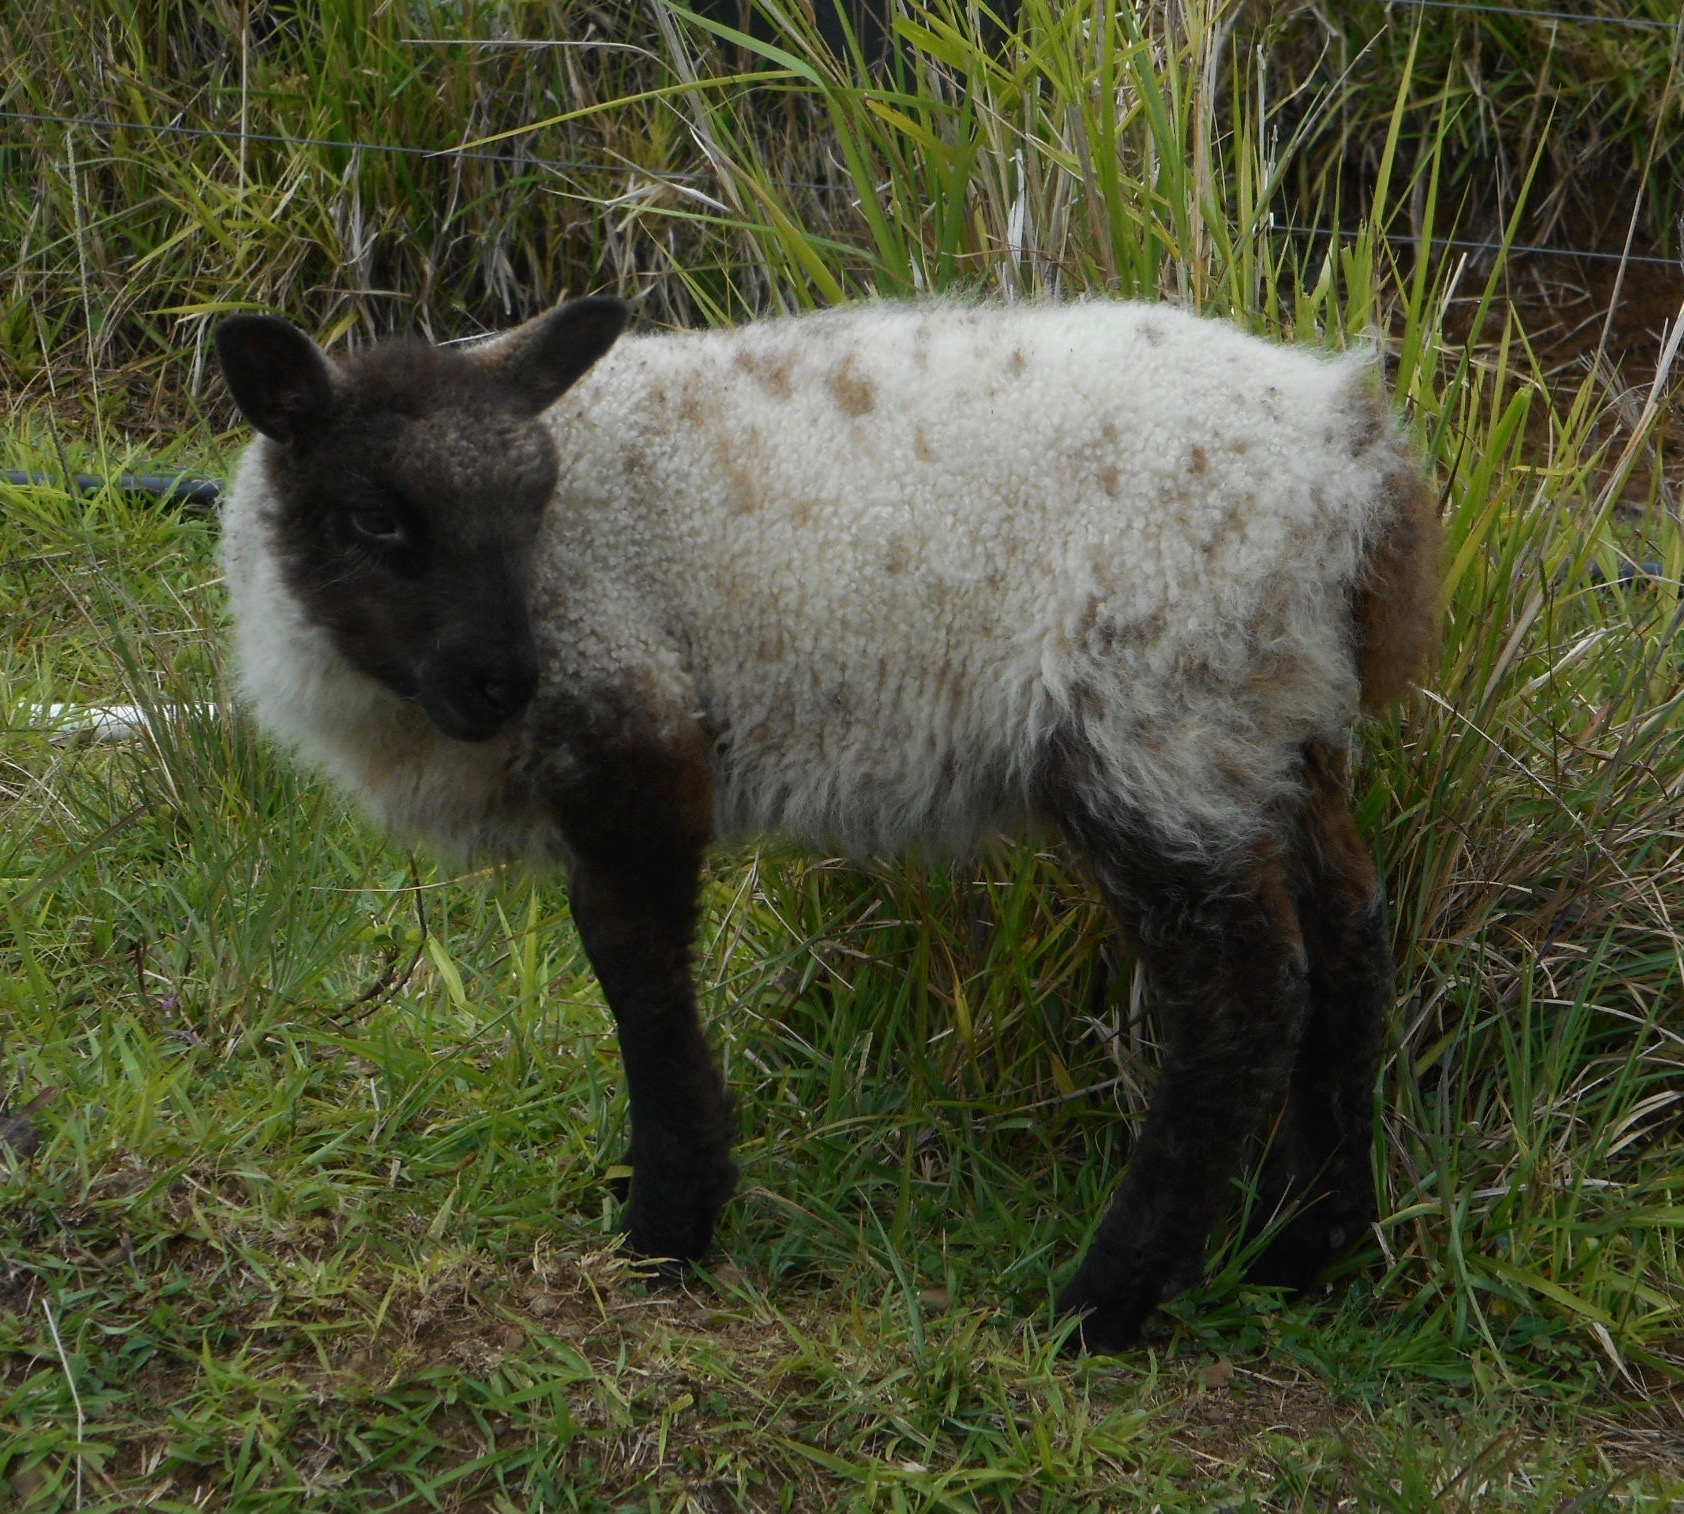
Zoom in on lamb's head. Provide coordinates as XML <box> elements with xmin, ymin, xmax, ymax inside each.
<box><xmin>215</xmin><ymin>297</ymin><xmax>627</xmax><ymax>741</ymax></box>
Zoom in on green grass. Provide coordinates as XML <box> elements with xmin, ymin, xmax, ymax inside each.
<box><xmin>5</xmin><ymin>0</ymin><xmax>1684</xmax><ymax>1507</ymax></box>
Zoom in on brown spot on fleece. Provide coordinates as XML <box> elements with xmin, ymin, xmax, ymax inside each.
<box><xmin>826</xmin><ymin>353</ymin><xmax>876</xmax><ymax>417</ymax></box>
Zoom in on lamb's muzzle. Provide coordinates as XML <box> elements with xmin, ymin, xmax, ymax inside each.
<box><xmin>417</xmin><ymin>634</ymin><xmax>539</xmax><ymax>742</ymax></box>
<box><xmin>215</xmin><ymin>294</ymin><xmax>1440</xmax><ymax>1351</ymax></box>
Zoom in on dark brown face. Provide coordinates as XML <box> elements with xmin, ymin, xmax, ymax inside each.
<box><xmin>269</xmin><ymin>347</ymin><xmax>553</xmax><ymax>741</ymax></box>
<box><xmin>215</xmin><ymin>299</ymin><xmax>627</xmax><ymax>742</ymax></box>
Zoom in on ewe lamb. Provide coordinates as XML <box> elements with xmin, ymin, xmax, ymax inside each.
<box><xmin>215</xmin><ymin>296</ymin><xmax>1438</xmax><ymax>1350</ymax></box>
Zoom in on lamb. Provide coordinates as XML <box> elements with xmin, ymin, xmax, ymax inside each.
<box><xmin>214</xmin><ymin>295</ymin><xmax>1439</xmax><ymax>1351</ymax></box>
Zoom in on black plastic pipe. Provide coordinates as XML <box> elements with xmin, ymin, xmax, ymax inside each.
<box><xmin>2</xmin><ymin>469</ymin><xmax>222</xmax><ymax>509</ymax></box>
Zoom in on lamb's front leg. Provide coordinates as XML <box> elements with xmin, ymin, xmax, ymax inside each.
<box><xmin>552</xmin><ymin>717</ymin><xmax>736</xmax><ymax>1266</ymax></box>
<box><xmin>1055</xmin><ymin>825</ymin><xmax>1312</xmax><ymax>1352</ymax></box>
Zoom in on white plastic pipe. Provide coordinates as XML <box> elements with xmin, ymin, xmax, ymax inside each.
<box><xmin>17</xmin><ymin>704</ymin><xmax>216</xmax><ymax>743</ymax></box>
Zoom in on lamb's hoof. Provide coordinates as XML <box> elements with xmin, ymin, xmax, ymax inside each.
<box><xmin>1054</xmin><ymin>1274</ymin><xmax>1160</xmax><ymax>1356</ymax></box>
<box><xmin>620</xmin><ymin>1249</ymin><xmax>691</xmax><ymax>1289</ymax></box>
<box><xmin>1245</xmin><ymin>1203</ymin><xmax>1372</xmax><ymax>1292</ymax></box>
<box><xmin>620</xmin><ymin>1218</ymin><xmax>712</xmax><ymax>1278</ymax></box>
<box><xmin>619</xmin><ymin>1154</ymin><xmax>739</xmax><ymax>1269</ymax></box>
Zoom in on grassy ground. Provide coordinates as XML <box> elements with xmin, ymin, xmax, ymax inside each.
<box><xmin>5</xmin><ymin>0</ymin><xmax>1684</xmax><ymax>1508</ymax></box>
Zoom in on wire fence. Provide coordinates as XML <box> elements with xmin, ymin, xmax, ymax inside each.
<box><xmin>0</xmin><ymin>108</ymin><xmax>649</xmax><ymax>182</ymax></box>
<box><xmin>3</xmin><ymin>7</ymin><xmax>1680</xmax><ymax>537</ymax></box>
<box><xmin>6</xmin><ymin>104</ymin><xmax>1680</xmax><ymax>273</ymax></box>
<box><xmin>1385</xmin><ymin>0</ymin><xmax>1680</xmax><ymax>32</ymax></box>
<box><xmin>3</xmin><ymin>0</ymin><xmax>1680</xmax><ymax>309</ymax></box>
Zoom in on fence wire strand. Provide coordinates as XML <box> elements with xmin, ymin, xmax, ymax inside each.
<box><xmin>1385</xmin><ymin>0</ymin><xmax>1680</xmax><ymax>33</ymax></box>
<box><xmin>7</xmin><ymin>0</ymin><xmax>1683</xmax><ymax>273</ymax></box>
<box><xmin>7</xmin><ymin>105</ymin><xmax>1680</xmax><ymax>272</ymax></box>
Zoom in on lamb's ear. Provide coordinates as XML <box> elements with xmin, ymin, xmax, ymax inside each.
<box><xmin>214</xmin><ymin>315</ymin><xmax>335</xmax><ymax>445</ymax></box>
<box><xmin>494</xmin><ymin>296</ymin><xmax>629</xmax><ymax>416</ymax></box>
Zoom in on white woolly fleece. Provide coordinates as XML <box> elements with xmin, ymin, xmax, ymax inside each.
<box><xmin>221</xmin><ymin>299</ymin><xmax>1419</xmax><ymax>866</ymax></box>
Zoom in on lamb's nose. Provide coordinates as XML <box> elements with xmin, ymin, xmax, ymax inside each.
<box><xmin>420</xmin><ymin>642</ymin><xmax>540</xmax><ymax>742</ymax></box>
<box><xmin>479</xmin><ymin>668</ymin><xmax>537</xmax><ymax>719</ymax></box>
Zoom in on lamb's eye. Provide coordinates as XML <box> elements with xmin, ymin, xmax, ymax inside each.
<box><xmin>350</xmin><ymin>506</ymin><xmax>406</xmax><ymax>545</ymax></box>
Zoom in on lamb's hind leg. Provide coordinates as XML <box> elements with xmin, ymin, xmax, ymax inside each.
<box><xmin>1245</xmin><ymin>743</ymin><xmax>1389</xmax><ymax>1288</ymax></box>
<box><xmin>1054</xmin><ymin>809</ymin><xmax>1312</xmax><ymax>1352</ymax></box>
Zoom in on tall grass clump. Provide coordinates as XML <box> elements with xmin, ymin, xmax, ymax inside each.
<box><xmin>0</xmin><ymin>0</ymin><xmax>759</xmax><ymax>427</ymax></box>
<box><xmin>3</xmin><ymin>0</ymin><xmax>1684</xmax><ymax>1506</ymax></box>
<box><xmin>636</xmin><ymin>0</ymin><xmax>1684</xmax><ymax>1376</ymax></box>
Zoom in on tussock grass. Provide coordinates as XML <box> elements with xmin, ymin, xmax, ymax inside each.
<box><xmin>1267</xmin><ymin>0</ymin><xmax>1684</xmax><ymax>253</ymax></box>
<box><xmin>4</xmin><ymin>0</ymin><xmax>1684</xmax><ymax>1507</ymax></box>
<box><xmin>1</xmin><ymin>0</ymin><xmax>738</xmax><ymax>426</ymax></box>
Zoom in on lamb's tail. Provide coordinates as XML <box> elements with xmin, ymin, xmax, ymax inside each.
<box><xmin>1355</xmin><ymin>467</ymin><xmax>1442</xmax><ymax>711</ymax></box>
